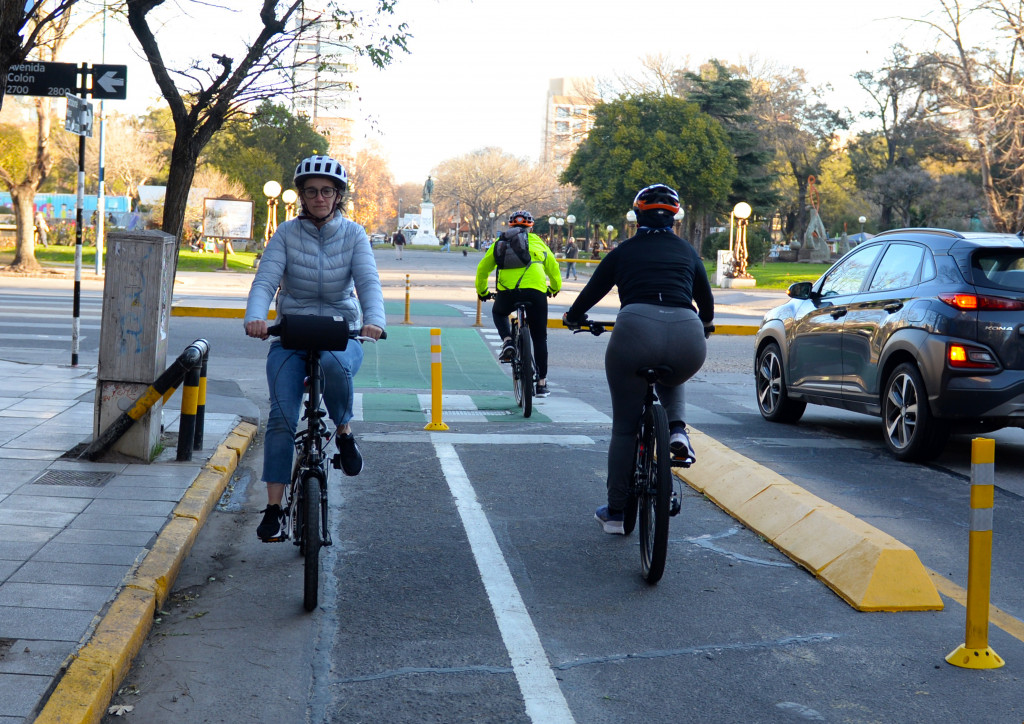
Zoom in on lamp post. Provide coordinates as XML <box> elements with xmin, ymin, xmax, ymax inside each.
<box><xmin>858</xmin><ymin>215</ymin><xmax>867</xmax><ymax>244</ymax></box>
<box><xmin>673</xmin><ymin>209</ymin><xmax>685</xmax><ymax>236</ymax></box>
<box><xmin>566</xmin><ymin>214</ymin><xmax>575</xmax><ymax>248</ymax></box>
<box><xmin>397</xmin><ymin>198</ymin><xmax>403</xmax><ymax>232</ymax></box>
<box><xmin>625</xmin><ymin>209</ymin><xmax>637</xmax><ymax>239</ymax></box>
<box><xmin>282</xmin><ymin>188</ymin><xmax>297</xmax><ymax>221</ymax></box>
<box><xmin>556</xmin><ymin>217</ymin><xmax>564</xmax><ymax>252</ymax></box>
<box><xmin>732</xmin><ymin>201</ymin><xmax>753</xmax><ymax>278</ymax></box>
<box><xmin>604</xmin><ymin>224</ymin><xmax>614</xmax><ymax>255</ymax></box>
<box><xmin>489</xmin><ymin>211</ymin><xmax>496</xmax><ymax>240</ymax></box>
<box><xmin>262</xmin><ymin>180</ymin><xmax>282</xmax><ymax>250</ymax></box>
<box><xmin>548</xmin><ymin>216</ymin><xmax>556</xmax><ymax>247</ymax></box>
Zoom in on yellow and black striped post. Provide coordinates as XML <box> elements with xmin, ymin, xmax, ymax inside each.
<box><xmin>176</xmin><ymin>357</ymin><xmax>201</xmax><ymax>461</ymax></box>
<box><xmin>424</xmin><ymin>328</ymin><xmax>449</xmax><ymax>431</ymax></box>
<box><xmin>403</xmin><ymin>273</ymin><xmax>412</xmax><ymax>325</ymax></box>
<box><xmin>946</xmin><ymin>437</ymin><xmax>1005</xmax><ymax>669</ymax></box>
<box><xmin>193</xmin><ymin>346</ymin><xmax>209</xmax><ymax>450</ymax></box>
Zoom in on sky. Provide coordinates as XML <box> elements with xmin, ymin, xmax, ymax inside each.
<box><xmin>64</xmin><ymin>0</ymin><xmax>946</xmax><ymax>184</ymax></box>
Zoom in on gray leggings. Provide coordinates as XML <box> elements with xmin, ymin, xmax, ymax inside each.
<box><xmin>604</xmin><ymin>304</ymin><xmax>707</xmax><ymax>509</ymax></box>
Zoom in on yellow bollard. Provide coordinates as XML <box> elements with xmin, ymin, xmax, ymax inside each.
<box><xmin>403</xmin><ymin>273</ymin><xmax>412</xmax><ymax>325</ymax></box>
<box><xmin>424</xmin><ymin>328</ymin><xmax>449</xmax><ymax>431</ymax></box>
<box><xmin>946</xmin><ymin>437</ymin><xmax>1004</xmax><ymax>669</ymax></box>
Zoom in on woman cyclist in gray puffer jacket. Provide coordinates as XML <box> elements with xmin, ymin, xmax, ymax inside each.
<box><xmin>244</xmin><ymin>155</ymin><xmax>386</xmax><ymax>542</ymax></box>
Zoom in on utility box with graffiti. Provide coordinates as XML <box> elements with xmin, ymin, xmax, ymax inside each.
<box><xmin>95</xmin><ymin>231</ymin><xmax>176</xmax><ymax>460</ymax></box>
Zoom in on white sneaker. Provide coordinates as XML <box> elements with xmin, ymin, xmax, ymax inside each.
<box><xmin>670</xmin><ymin>427</ymin><xmax>696</xmax><ymax>464</ymax></box>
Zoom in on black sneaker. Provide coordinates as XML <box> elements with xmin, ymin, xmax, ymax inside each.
<box><xmin>336</xmin><ymin>432</ymin><xmax>363</xmax><ymax>476</ymax></box>
<box><xmin>499</xmin><ymin>339</ymin><xmax>514</xmax><ymax>362</ymax></box>
<box><xmin>535</xmin><ymin>382</ymin><xmax>550</xmax><ymax>397</ymax></box>
<box><xmin>257</xmin><ymin>504</ymin><xmax>287</xmax><ymax>542</ymax></box>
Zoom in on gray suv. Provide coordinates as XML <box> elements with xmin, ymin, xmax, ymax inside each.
<box><xmin>754</xmin><ymin>228</ymin><xmax>1024</xmax><ymax>461</ymax></box>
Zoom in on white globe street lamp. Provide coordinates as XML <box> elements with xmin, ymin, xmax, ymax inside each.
<box><xmin>262</xmin><ymin>180</ymin><xmax>282</xmax><ymax>248</ymax></box>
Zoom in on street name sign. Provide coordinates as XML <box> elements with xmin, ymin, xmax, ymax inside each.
<box><xmin>6</xmin><ymin>62</ymin><xmax>78</xmax><ymax>97</ymax></box>
<box><xmin>5</xmin><ymin>62</ymin><xmax>128</xmax><ymax>100</ymax></box>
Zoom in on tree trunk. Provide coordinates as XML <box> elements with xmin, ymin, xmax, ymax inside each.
<box><xmin>160</xmin><ymin>136</ymin><xmax>200</xmax><ymax>244</ymax></box>
<box><xmin>8</xmin><ymin>185</ymin><xmax>41</xmax><ymax>272</ymax></box>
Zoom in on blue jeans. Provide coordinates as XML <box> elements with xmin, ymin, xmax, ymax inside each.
<box><xmin>262</xmin><ymin>340</ymin><xmax>364</xmax><ymax>483</ymax></box>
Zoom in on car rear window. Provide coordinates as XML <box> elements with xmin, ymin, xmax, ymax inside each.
<box><xmin>972</xmin><ymin>251</ymin><xmax>1024</xmax><ymax>292</ymax></box>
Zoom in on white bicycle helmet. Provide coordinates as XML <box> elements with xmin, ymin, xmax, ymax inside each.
<box><xmin>294</xmin><ymin>155</ymin><xmax>348</xmax><ymax>190</ymax></box>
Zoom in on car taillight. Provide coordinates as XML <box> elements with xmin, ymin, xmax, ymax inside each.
<box><xmin>938</xmin><ymin>293</ymin><xmax>1024</xmax><ymax>311</ymax></box>
<box><xmin>948</xmin><ymin>343</ymin><xmax>998</xmax><ymax>369</ymax></box>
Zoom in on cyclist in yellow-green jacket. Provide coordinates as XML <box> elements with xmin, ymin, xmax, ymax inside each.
<box><xmin>475</xmin><ymin>210</ymin><xmax>562</xmax><ymax>397</ymax></box>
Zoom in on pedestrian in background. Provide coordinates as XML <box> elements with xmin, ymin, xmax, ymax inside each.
<box><xmin>564</xmin><ymin>236</ymin><xmax>579</xmax><ymax>280</ymax></box>
<box><xmin>34</xmin><ymin>212</ymin><xmax>48</xmax><ymax>248</ymax></box>
<box><xmin>392</xmin><ymin>229</ymin><xmax>406</xmax><ymax>260</ymax></box>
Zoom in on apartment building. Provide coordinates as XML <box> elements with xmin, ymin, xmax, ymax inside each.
<box><xmin>542</xmin><ymin>77</ymin><xmax>596</xmax><ymax>171</ymax></box>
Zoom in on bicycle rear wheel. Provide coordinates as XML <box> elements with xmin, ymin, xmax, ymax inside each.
<box><xmin>514</xmin><ymin>325</ymin><xmax>534</xmax><ymax>418</ymax></box>
<box><xmin>638</xmin><ymin>404</ymin><xmax>671</xmax><ymax>584</ymax></box>
<box><xmin>302</xmin><ymin>471</ymin><xmax>323</xmax><ymax>611</ymax></box>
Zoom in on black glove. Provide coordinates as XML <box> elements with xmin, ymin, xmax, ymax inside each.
<box><xmin>704</xmin><ymin>324</ymin><xmax>715</xmax><ymax>339</ymax></box>
<box><xmin>478</xmin><ymin>292</ymin><xmax>492</xmax><ymax>302</ymax></box>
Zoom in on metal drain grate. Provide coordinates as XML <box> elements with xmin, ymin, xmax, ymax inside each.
<box><xmin>422</xmin><ymin>409</ymin><xmax>514</xmax><ymax>417</ymax></box>
<box><xmin>31</xmin><ymin>470</ymin><xmax>114</xmax><ymax>487</ymax></box>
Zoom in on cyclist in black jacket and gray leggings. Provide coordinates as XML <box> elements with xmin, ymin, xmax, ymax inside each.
<box><xmin>563</xmin><ymin>184</ymin><xmax>715</xmax><ymax>534</ymax></box>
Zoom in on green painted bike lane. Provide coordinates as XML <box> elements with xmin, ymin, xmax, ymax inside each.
<box><xmin>356</xmin><ymin>326</ymin><xmax>554</xmax><ymax>423</ymax></box>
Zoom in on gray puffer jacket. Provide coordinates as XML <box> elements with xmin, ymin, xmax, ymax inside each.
<box><xmin>244</xmin><ymin>212</ymin><xmax>386</xmax><ymax>330</ymax></box>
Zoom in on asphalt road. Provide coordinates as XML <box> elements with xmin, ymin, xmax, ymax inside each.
<box><xmin>4</xmin><ymin>257</ymin><xmax>1024</xmax><ymax>723</ymax></box>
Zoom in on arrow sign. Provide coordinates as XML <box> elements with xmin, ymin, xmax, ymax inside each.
<box><xmin>88</xmin><ymin>64</ymin><xmax>128</xmax><ymax>100</ymax></box>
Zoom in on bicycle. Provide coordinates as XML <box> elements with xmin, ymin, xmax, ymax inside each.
<box><xmin>267</xmin><ymin>314</ymin><xmax>385</xmax><ymax>611</ymax></box>
<box><xmin>566</xmin><ymin>318</ymin><xmax>690</xmax><ymax>584</ymax></box>
<box><xmin>480</xmin><ymin>294</ymin><xmax>536</xmax><ymax>418</ymax></box>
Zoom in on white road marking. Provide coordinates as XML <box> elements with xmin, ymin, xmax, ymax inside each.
<box><xmin>433</xmin><ymin>442</ymin><xmax>576</xmax><ymax>724</ymax></box>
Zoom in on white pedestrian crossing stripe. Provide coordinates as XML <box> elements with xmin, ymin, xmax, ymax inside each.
<box><xmin>351</xmin><ymin>392</ymin><xmax>610</xmax><ymax>424</ymax></box>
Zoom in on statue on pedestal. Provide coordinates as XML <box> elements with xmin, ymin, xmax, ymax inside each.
<box><xmin>422</xmin><ymin>176</ymin><xmax>434</xmax><ymax>204</ymax></box>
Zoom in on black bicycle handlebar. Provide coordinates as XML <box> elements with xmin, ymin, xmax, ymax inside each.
<box><xmin>267</xmin><ymin>314</ymin><xmax>386</xmax><ymax>351</ymax></box>
<box><xmin>564</xmin><ymin>317</ymin><xmax>613</xmax><ymax>336</ymax></box>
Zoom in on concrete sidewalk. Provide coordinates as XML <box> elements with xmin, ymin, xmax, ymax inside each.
<box><xmin>0</xmin><ymin>359</ymin><xmax>257</xmax><ymax>723</ymax></box>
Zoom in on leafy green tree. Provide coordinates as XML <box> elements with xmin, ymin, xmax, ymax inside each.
<box><xmin>561</xmin><ymin>93</ymin><xmax>735</xmax><ymax>255</ymax></box>
<box><xmin>682</xmin><ymin>60</ymin><xmax>779</xmax><ymax>213</ymax></box>
<box><xmin>204</xmin><ymin>101</ymin><xmax>327</xmax><ymax>233</ymax></box>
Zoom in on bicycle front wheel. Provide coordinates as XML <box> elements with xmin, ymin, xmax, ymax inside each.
<box><xmin>638</xmin><ymin>404</ymin><xmax>671</xmax><ymax>584</ymax></box>
<box><xmin>514</xmin><ymin>327</ymin><xmax>534</xmax><ymax>418</ymax></box>
<box><xmin>302</xmin><ymin>471</ymin><xmax>323</xmax><ymax>611</ymax></box>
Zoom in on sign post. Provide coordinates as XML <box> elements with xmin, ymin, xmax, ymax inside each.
<box><xmin>65</xmin><ymin>93</ymin><xmax>94</xmax><ymax>367</ymax></box>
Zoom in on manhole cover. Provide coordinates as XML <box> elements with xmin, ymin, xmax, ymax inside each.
<box><xmin>31</xmin><ymin>470</ymin><xmax>114</xmax><ymax>487</ymax></box>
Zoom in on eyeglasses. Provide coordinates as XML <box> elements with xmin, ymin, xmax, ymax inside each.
<box><xmin>301</xmin><ymin>186</ymin><xmax>339</xmax><ymax>199</ymax></box>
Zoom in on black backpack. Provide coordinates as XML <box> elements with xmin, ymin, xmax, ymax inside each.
<box><xmin>492</xmin><ymin>229</ymin><xmax>532</xmax><ymax>269</ymax></box>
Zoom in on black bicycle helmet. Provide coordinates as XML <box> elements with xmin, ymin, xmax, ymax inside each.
<box><xmin>508</xmin><ymin>210</ymin><xmax>534</xmax><ymax>227</ymax></box>
<box><xmin>632</xmin><ymin>184</ymin><xmax>680</xmax><ymax>228</ymax></box>
<box><xmin>294</xmin><ymin>155</ymin><xmax>348</xmax><ymax>191</ymax></box>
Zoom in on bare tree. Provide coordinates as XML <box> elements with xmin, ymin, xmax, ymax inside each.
<box><xmin>913</xmin><ymin>0</ymin><xmax>1024</xmax><ymax>231</ymax></box>
<box><xmin>433</xmin><ymin>148</ymin><xmax>558</xmax><ymax>241</ymax></box>
<box><xmin>0</xmin><ymin>4</ymin><xmax>75</xmax><ymax>272</ymax></box>
<box><xmin>0</xmin><ymin>0</ymin><xmax>80</xmax><ymax>109</ymax></box>
<box><xmin>125</xmin><ymin>0</ymin><xmax>409</xmax><ymax>254</ymax></box>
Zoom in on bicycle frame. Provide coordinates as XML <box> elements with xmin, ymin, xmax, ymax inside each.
<box><xmin>286</xmin><ymin>350</ymin><xmax>332</xmax><ymax>550</ymax></box>
<box><xmin>510</xmin><ymin>303</ymin><xmax>535</xmax><ymax>417</ymax></box>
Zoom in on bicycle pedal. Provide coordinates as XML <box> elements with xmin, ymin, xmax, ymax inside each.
<box><xmin>670</xmin><ymin>458</ymin><xmax>692</xmax><ymax>468</ymax></box>
<box><xmin>331</xmin><ymin>453</ymin><xmax>342</xmax><ymax>470</ymax></box>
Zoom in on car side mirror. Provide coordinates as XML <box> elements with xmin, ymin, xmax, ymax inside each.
<box><xmin>787</xmin><ymin>281</ymin><xmax>814</xmax><ymax>300</ymax></box>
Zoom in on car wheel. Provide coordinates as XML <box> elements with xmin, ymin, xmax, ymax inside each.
<box><xmin>755</xmin><ymin>341</ymin><xmax>806</xmax><ymax>423</ymax></box>
<box><xmin>882</xmin><ymin>362</ymin><xmax>948</xmax><ymax>461</ymax></box>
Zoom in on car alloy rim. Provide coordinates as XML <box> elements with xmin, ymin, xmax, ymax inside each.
<box><xmin>885</xmin><ymin>372</ymin><xmax>918</xmax><ymax>449</ymax></box>
<box><xmin>757</xmin><ymin>350</ymin><xmax>783</xmax><ymax>413</ymax></box>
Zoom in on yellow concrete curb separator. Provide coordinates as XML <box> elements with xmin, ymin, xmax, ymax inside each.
<box><xmin>678</xmin><ymin>429</ymin><xmax>944</xmax><ymax>612</ymax></box>
<box><xmin>33</xmin><ymin>421</ymin><xmax>258</xmax><ymax>724</ymax></box>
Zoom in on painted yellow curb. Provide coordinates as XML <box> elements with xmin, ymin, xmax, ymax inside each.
<box><xmin>34</xmin><ymin>421</ymin><xmax>258</xmax><ymax>724</ymax></box>
<box><xmin>678</xmin><ymin>428</ymin><xmax>943</xmax><ymax>612</ymax></box>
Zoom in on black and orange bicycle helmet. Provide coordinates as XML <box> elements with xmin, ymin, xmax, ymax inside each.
<box><xmin>632</xmin><ymin>184</ymin><xmax>680</xmax><ymax>227</ymax></box>
<box><xmin>508</xmin><ymin>210</ymin><xmax>534</xmax><ymax>227</ymax></box>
